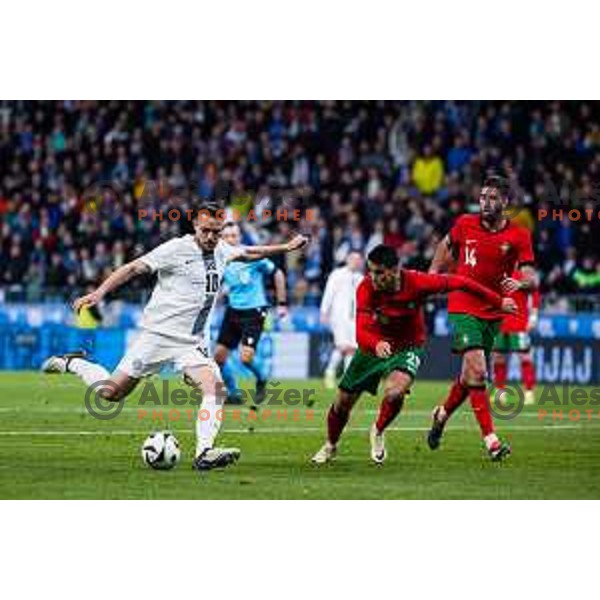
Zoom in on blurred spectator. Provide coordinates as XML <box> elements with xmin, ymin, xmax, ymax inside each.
<box><xmin>0</xmin><ymin>100</ymin><xmax>598</xmax><ymax>308</ymax></box>
<box><xmin>412</xmin><ymin>144</ymin><xmax>445</xmax><ymax>195</ymax></box>
<box><xmin>572</xmin><ymin>257</ymin><xmax>600</xmax><ymax>293</ymax></box>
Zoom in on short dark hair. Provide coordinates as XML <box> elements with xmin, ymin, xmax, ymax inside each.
<box><xmin>197</xmin><ymin>202</ymin><xmax>223</xmax><ymax>218</ymax></box>
<box><xmin>483</xmin><ymin>174</ymin><xmax>510</xmax><ymax>199</ymax></box>
<box><xmin>222</xmin><ymin>221</ymin><xmax>240</xmax><ymax>231</ymax></box>
<box><xmin>367</xmin><ymin>244</ymin><xmax>399</xmax><ymax>268</ymax></box>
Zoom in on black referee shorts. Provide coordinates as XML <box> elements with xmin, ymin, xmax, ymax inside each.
<box><xmin>216</xmin><ymin>306</ymin><xmax>268</xmax><ymax>350</ymax></box>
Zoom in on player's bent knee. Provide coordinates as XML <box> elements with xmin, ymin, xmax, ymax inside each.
<box><xmin>462</xmin><ymin>355</ymin><xmax>487</xmax><ymax>386</ymax></box>
<box><xmin>463</xmin><ymin>366</ymin><xmax>487</xmax><ymax>387</ymax></box>
<box><xmin>335</xmin><ymin>391</ymin><xmax>358</xmax><ymax>413</ymax></box>
<box><xmin>213</xmin><ymin>345</ymin><xmax>229</xmax><ymax>365</ymax></box>
<box><xmin>385</xmin><ymin>389</ymin><xmax>405</xmax><ymax>407</ymax></box>
<box><xmin>184</xmin><ymin>365</ymin><xmax>221</xmax><ymax>396</ymax></box>
<box><xmin>385</xmin><ymin>371</ymin><xmax>412</xmax><ymax>396</ymax></box>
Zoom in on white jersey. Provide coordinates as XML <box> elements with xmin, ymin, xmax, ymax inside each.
<box><xmin>139</xmin><ymin>235</ymin><xmax>235</xmax><ymax>345</ymax></box>
<box><xmin>320</xmin><ymin>266</ymin><xmax>363</xmax><ymax>325</ymax></box>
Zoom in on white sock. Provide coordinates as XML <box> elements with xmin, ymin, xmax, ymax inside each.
<box><xmin>484</xmin><ymin>433</ymin><xmax>499</xmax><ymax>450</ymax></box>
<box><xmin>196</xmin><ymin>393</ymin><xmax>222</xmax><ymax>456</ymax></box>
<box><xmin>326</xmin><ymin>349</ymin><xmax>343</xmax><ymax>376</ymax></box>
<box><xmin>68</xmin><ymin>358</ymin><xmax>110</xmax><ymax>386</ymax></box>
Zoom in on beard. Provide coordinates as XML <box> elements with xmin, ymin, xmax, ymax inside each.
<box><xmin>481</xmin><ymin>206</ymin><xmax>503</xmax><ymax>226</ymax></box>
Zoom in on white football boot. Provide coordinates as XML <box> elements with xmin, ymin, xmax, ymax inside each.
<box><xmin>311</xmin><ymin>442</ymin><xmax>337</xmax><ymax>464</ymax></box>
<box><xmin>41</xmin><ymin>355</ymin><xmax>68</xmax><ymax>374</ymax></box>
<box><xmin>370</xmin><ymin>424</ymin><xmax>386</xmax><ymax>465</ymax></box>
<box><xmin>41</xmin><ymin>351</ymin><xmax>85</xmax><ymax>374</ymax></box>
<box><xmin>193</xmin><ymin>447</ymin><xmax>241</xmax><ymax>471</ymax></box>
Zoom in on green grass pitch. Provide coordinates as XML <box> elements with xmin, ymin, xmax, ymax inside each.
<box><xmin>0</xmin><ymin>371</ymin><xmax>599</xmax><ymax>499</ymax></box>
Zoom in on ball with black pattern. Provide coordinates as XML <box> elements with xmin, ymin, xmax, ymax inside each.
<box><xmin>141</xmin><ymin>431</ymin><xmax>181</xmax><ymax>470</ymax></box>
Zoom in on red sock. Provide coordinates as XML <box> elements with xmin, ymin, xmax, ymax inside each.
<box><xmin>375</xmin><ymin>394</ymin><xmax>404</xmax><ymax>434</ymax></box>
<box><xmin>327</xmin><ymin>404</ymin><xmax>349</xmax><ymax>445</ymax></box>
<box><xmin>468</xmin><ymin>386</ymin><xmax>494</xmax><ymax>437</ymax></box>
<box><xmin>443</xmin><ymin>378</ymin><xmax>469</xmax><ymax>417</ymax></box>
<box><xmin>494</xmin><ymin>359</ymin><xmax>507</xmax><ymax>389</ymax></box>
<box><xmin>522</xmin><ymin>357</ymin><xmax>535</xmax><ymax>390</ymax></box>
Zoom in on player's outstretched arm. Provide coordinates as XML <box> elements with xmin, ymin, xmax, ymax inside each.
<box><xmin>73</xmin><ymin>259</ymin><xmax>151</xmax><ymax>312</ymax></box>
<box><xmin>412</xmin><ymin>271</ymin><xmax>516</xmax><ymax>314</ymax></box>
<box><xmin>445</xmin><ymin>274</ymin><xmax>516</xmax><ymax>313</ymax></box>
<box><xmin>230</xmin><ymin>234</ymin><xmax>309</xmax><ymax>263</ymax></box>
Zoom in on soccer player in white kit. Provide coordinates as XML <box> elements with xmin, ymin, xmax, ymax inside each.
<box><xmin>42</xmin><ymin>204</ymin><xmax>307</xmax><ymax>471</ymax></box>
<box><xmin>320</xmin><ymin>251</ymin><xmax>364</xmax><ymax>388</ymax></box>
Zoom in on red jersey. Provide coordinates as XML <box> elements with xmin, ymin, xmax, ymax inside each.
<box><xmin>356</xmin><ymin>270</ymin><xmax>503</xmax><ymax>354</ymax></box>
<box><xmin>447</xmin><ymin>214</ymin><xmax>535</xmax><ymax>320</ymax></box>
<box><xmin>500</xmin><ymin>271</ymin><xmax>541</xmax><ymax>333</ymax></box>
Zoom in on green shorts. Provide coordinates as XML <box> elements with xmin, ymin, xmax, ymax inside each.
<box><xmin>339</xmin><ymin>347</ymin><xmax>425</xmax><ymax>396</ymax></box>
<box><xmin>449</xmin><ymin>313</ymin><xmax>500</xmax><ymax>356</ymax></box>
<box><xmin>493</xmin><ymin>332</ymin><xmax>531</xmax><ymax>353</ymax></box>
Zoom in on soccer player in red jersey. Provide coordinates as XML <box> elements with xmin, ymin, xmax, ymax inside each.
<box><xmin>311</xmin><ymin>244</ymin><xmax>516</xmax><ymax>465</ymax></box>
<box><xmin>493</xmin><ymin>269</ymin><xmax>541</xmax><ymax>405</ymax></box>
<box><xmin>428</xmin><ymin>175</ymin><xmax>537</xmax><ymax>460</ymax></box>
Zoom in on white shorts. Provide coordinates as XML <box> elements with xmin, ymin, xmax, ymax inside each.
<box><xmin>331</xmin><ymin>319</ymin><xmax>357</xmax><ymax>349</ymax></box>
<box><xmin>116</xmin><ymin>330</ymin><xmax>219</xmax><ymax>379</ymax></box>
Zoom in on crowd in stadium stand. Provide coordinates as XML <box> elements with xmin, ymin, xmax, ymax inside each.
<box><xmin>1</xmin><ymin>101</ymin><xmax>600</xmax><ymax>308</ymax></box>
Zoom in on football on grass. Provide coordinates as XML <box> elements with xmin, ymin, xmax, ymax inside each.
<box><xmin>141</xmin><ymin>431</ymin><xmax>181</xmax><ymax>470</ymax></box>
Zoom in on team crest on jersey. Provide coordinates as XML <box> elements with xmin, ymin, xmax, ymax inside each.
<box><xmin>500</xmin><ymin>242</ymin><xmax>511</xmax><ymax>254</ymax></box>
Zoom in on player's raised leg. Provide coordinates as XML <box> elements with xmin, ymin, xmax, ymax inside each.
<box><xmin>42</xmin><ymin>352</ymin><xmax>139</xmax><ymax>400</ymax></box>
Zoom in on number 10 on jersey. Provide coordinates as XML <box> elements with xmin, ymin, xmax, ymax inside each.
<box><xmin>206</xmin><ymin>273</ymin><xmax>219</xmax><ymax>293</ymax></box>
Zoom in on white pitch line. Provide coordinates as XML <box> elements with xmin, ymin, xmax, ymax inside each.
<box><xmin>0</xmin><ymin>406</ymin><xmax>593</xmax><ymax>420</ymax></box>
<box><xmin>0</xmin><ymin>424</ymin><xmax>584</xmax><ymax>436</ymax></box>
